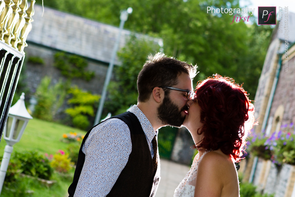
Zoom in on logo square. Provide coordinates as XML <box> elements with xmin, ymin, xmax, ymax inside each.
<box><xmin>258</xmin><ymin>7</ymin><xmax>276</xmax><ymax>25</ymax></box>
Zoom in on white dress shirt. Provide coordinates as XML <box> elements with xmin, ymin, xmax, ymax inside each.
<box><xmin>74</xmin><ymin>105</ymin><xmax>159</xmax><ymax>197</ymax></box>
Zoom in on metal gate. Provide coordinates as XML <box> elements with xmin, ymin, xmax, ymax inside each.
<box><xmin>0</xmin><ymin>0</ymin><xmax>35</xmax><ymax>139</ymax></box>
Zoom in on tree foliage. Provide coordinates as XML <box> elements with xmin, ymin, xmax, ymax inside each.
<box><xmin>104</xmin><ymin>35</ymin><xmax>161</xmax><ymax>115</ymax></box>
<box><xmin>39</xmin><ymin>0</ymin><xmax>273</xmax><ymax>101</ymax></box>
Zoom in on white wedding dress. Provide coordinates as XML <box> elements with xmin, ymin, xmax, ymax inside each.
<box><xmin>173</xmin><ymin>151</ymin><xmax>209</xmax><ymax>197</ymax></box>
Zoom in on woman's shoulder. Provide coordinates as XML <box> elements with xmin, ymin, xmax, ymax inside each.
<box><xmin>195</xmin><ymin>150</ymin><xmax>239</xmax><ymax>197</ymax></box>
<box><xmin>199</xmin><ymin>150</ymin><xmax>235</xmax><ymax>174</ymax></box>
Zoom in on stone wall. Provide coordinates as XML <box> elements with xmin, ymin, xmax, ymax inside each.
<box><xmin>22</xmin><ymin>43</ymin><xmax>111</xmax><ymax>122</ymax></box>
<box><xmin>269</xmin><ymin>50</ymin><xmax>295</xmax><ymax>125</ymax></box>
<box><xmin>24</xmin><ymin>43</ymin><xmax>109</xmax><ymax>96</ymax></box>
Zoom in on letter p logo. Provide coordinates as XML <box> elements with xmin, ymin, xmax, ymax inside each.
<box><xmin>262</xmin><ymin>10</ymin><xmax>268</xmax><ymax>18</ymax></box>
<box><xmin>258</xmin><ymin>7</ymin><xmax>276</xmax><ymax>25</ymax></box>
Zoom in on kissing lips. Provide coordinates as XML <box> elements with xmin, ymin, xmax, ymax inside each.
<box><xmin>182</xmin><ymin>105</ymin><xmax>189</xmax><ymax>115</ymax></box>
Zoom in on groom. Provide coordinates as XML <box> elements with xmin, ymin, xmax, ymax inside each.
<box><xmin>68</xmin><ymin>53</ymin><xmax>196</xmax><ymax>197</ymax></box>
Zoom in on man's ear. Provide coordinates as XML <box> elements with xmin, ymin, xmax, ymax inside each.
<box><xmin>152</xmin><ymin>87</ymin><xmax>164</xmax><ymax>103</ymax></box>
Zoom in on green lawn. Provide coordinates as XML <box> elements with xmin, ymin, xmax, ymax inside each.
<box><xmin>0</xmin><ymin>118</ymin><xmax>86</xmax><ymax>156</ymax></box>
<box><xmin>0</xmin><ymin>118</ymin><xmax>86</xmax><ymax>197</ymax></box>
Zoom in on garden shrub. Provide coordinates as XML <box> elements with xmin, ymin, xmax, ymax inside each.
<box><xmin>72</xmin><ymin>115</ymin><xmax>89</xmax><ymax>131</ymax></box>
<box><xmin>14</xmin><ymin>151</ymin><xmax>53</xmax><ymax>180</ymax></box>
<box><xmin>27</xmin><ymin>56</ymin><xmax>44</xmax><ymax>65</ymax></box>
<box><xmin>54</xmin><ymin>52</ymin><xmax>95</xmax><ymax>81</ymax></box>
<box><xmin>67</xmin><ymin>143</ymin><xmax>81</xmax><ymax>165</ymax></box>
<box><xmin>50</xmin><ymin>150</ymin><xmax>73</xmax><ymax>173</ymax></box>
<box><xmin>240</xmin><ymin>182</ymin><xmax>257</xmax><ymax>197</ymax></box>
<box><xmin>65</xmin><ymin>86</ymin><xmax>100</xmax><ymax>130</ymax></box>
<box><xmin>239</xmin><ymin>181</ymin><xmax>274</xmax><ymax>197</ymax></box>
<box><xmin>33</xmin><ymin>76</ymin><xmax>68</xmax><ymax>121</ymax></box>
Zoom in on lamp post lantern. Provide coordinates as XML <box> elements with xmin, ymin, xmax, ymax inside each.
<box><xmin>0</xmin><ymin>93</ymin><xmax>32</xmax><ymax>194</ymax></box>
<box><xmin>94</xmin><ymin>7</ymin><xmax>133</xmax><ymax>125</ymax></box>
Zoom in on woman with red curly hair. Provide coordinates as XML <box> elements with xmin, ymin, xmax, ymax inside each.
<box><xmin>174</xmin><ymin>74</ymin><xmax>255</xmax><ymax>197</ymax></box>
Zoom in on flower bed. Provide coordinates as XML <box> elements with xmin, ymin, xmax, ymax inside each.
<box><xmin>247</xmin><ymin>123</ymin><xmax>295</xmax><ymax>166</ymax></box>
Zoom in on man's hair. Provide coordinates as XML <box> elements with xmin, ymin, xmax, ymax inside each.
<box><xmin>195</xmin><ymin>74</ymin><xmax>255</xmax><ymax>162</ymax></box>
<box><xmin>137</xmin><ymin>53</ymin><xmax>197</xmax><ymax>102</ymax></box>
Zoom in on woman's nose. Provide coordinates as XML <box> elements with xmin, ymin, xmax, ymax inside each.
<box><xmin>187</xmin><ymin>100</ymin><xmax>193</xmax><ymax>107</ymax></box>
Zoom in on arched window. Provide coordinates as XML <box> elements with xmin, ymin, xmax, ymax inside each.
<box><xmin>270</xmin><ymin>105</ymin><xmax>284</xmax><ymax>135</ymax></box>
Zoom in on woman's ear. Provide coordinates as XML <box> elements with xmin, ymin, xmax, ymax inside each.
<box><xmin>152</xmin><ymin>87</ymin><xmax>164</xmax><ymax>103</ymax></box>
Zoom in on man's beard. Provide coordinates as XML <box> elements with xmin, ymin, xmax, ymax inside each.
<box><xmin>157</xmin><ymin>95</ymin><xmax>187</xmax><ymax>127</ymax></box>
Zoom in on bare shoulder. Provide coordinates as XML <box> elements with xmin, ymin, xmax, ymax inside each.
<box><xmin>200</xmin><ymin>151</ymin><xmax>232</xmax><ymax>169</ymax></box>
<box><xmin>198</xmin><ymin>150</ymin><xmax>238</xmax><ymax>182</ymax></box>
<box><xmin>198</xmin><ymin>150</ymin><xmax>239</xmax><ymax>197</ymax></box>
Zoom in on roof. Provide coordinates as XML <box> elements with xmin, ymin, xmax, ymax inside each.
<box><xmin>27</xmin><ymin>5</ymin><xmax>162</xmax><ymax>65</ymax></box>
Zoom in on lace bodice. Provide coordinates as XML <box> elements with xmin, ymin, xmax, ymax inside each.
<box><xmin>173</xmin><ymin>151</ymin><xmax>209</xmax><ymax>197</ymax></box>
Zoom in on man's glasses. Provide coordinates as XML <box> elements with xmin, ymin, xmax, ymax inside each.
<box><xmin>160</xmin><ymin>86</ymin><xmax>195</xmax><ymax>99</ymax></box>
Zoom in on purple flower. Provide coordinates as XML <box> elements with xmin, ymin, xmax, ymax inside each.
<box><xmin>281</xmin><ymin>124</ymin><xmax>288</xmax><ymax>128</ymax></box>
<box><xmin>262</xmin><ymin>129</ymin><xmax>266</xmax><ymax>134</ymax></box>
<box><xmin>269</xmin><ymin>132</ymin><xmax>276</xmax><ymax>140</ymax></box>
<box><xmin>272</xmin><ymin>160</ymin><xmax>276</xmax><ymax>164</ymax></box>
<box><xmin>281</xmin><ymin>137</ymin><xmax>285</xmax><ymax>140</ymax></box>
<box><xmin>286</xmin><ymin>133</ymin><xmax>290</xmax><ymax>140</ymax></box>
<box><xmin>283</xmin><ymin>142</ymin><xmax>287</xmax><ymax>145</ymax></box>
<box><xmin>291</xmin><ymin>137</ymin><xmax>294</xmax><ymax>141</ymax></box>
<box><xmin>270</xmin><ymin>146</ymin><xmax>274</xmax><ymax>150</ymax></box>
<box><xmin>290</xmin><ymin>122</ymin><xmax>294</xmax><ymax>127</ymax></box>
<box><xmin>277</xmin><ymin>130</ymin><xmax>282</xmax><ymax>138</ymax></box>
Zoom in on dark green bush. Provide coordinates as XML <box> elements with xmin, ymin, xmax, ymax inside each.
<box><xmin>72</xmin><ymin>115</ymin><xmax>89</xmax><ymax>130</ymax></box>
<box><xmin>240</xmin><ymin>182</ymin><xmax>274</xmax><ymax>197</ymax></box>
<box><xmin>27</xmin><ymin>56</ymin><xmax>44</xmax><ymax>65</ymax></box>
<box><xmin>14</xmin><ymin>151</ymin><xmax>53</xmax><ymax>180</ymax></box>
<box><xmin>240</xmin><ymin>182</ymin><xmax>257</xmax><ymax>197</ymax></box>
<box><xmin>54</xmin><ymin>52</ymin><xmax>95</xmax><ymax>81</ymax></box>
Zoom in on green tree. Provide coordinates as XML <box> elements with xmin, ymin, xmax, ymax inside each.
<box><xmin>104</xmin><ymin>35</ymin><xmax>161</xmax><ymax>115</ymax></box>
<box><xmin>38</xmin><ymin>0</ymin><xmax>273</xmax><ymax>99</ymax></box>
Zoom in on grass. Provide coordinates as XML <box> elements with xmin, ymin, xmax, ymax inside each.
<box><xmin>1</xmin><ymin>172</ymin><xmax>75</xmax><ymax>197</ymax></box>
<box><xmin>0</xmin><ymin>118</ymin><xmax>86</xmax><ymax>197</ymax></box>
<box><xmin>0</xmin><ymin>118</ymin><xmax>85</xmax><ymax>156</ymax></box>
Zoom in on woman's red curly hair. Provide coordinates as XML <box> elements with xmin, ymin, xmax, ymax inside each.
<box><xmin>195</xmin><ymin>74</ymin><xmax>255</xmax><ymax>162</ymax></box>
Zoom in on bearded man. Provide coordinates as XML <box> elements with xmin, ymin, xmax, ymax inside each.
<box><xmin>68</xmin><ymin>53</ymin><xmax>197</xmax><ymax>197</ymax></box>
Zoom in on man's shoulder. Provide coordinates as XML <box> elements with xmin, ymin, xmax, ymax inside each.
<box><xmin>94</xmin><ymin>117</ymin><xmax>130</xmax><ymax>131</ymax></box>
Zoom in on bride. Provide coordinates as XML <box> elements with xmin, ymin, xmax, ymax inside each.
<box><xmin>174</xmin><ymin>75</ymin><xmax>255</xmax><ymax>197</ymax></box>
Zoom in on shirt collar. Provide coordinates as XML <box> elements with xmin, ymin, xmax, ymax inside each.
<box><xmin>128</xmin><ymin>105</ymin><xmax>157</xmax><ymax>143</ymax></box>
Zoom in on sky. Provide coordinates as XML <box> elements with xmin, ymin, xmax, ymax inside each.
<box><xmin>239</xmin><ymin>0</ymin><xmax>295</xmax><ymax>17</ymax></box>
